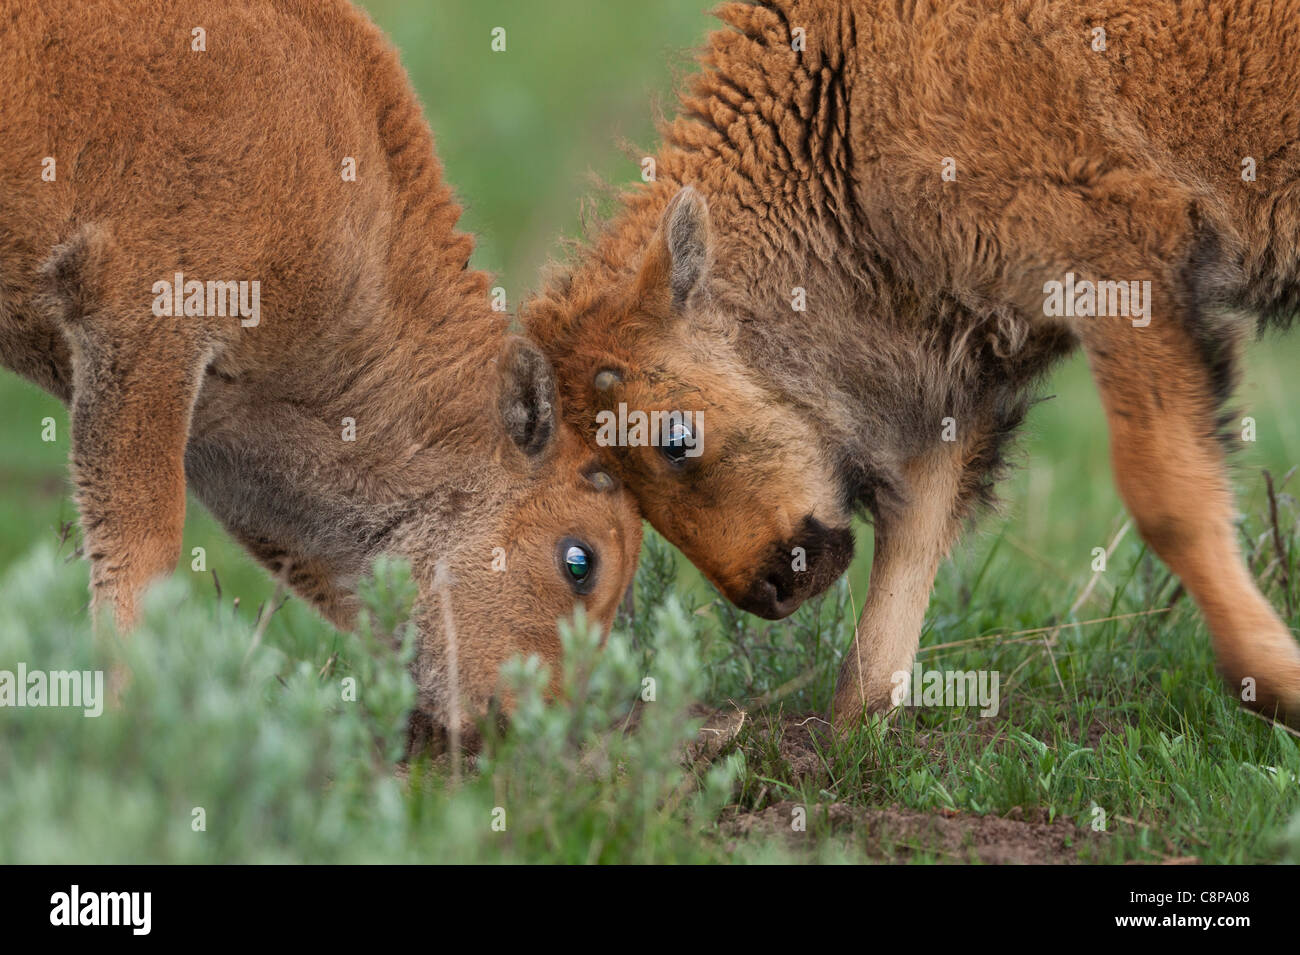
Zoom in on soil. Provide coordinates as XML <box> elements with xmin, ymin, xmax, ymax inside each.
<box><xmin>707</xmin><ymin>709</ymin><xmax>1110</xmax><ymax>863</ymax></box>
<box><xmin>720</xmin><ymin>800</ymin><xmax>1101</xmax><ymax>863</ymax></box>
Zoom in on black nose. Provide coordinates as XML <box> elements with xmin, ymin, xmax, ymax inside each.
<box><xmin>739</xmin><ymin>573</ymin><xmax>799</xmax><ymax>620</ymax></box>
<box><xmin>735</xmin><ymin>517</ymin><xmax>854</xmax><ymax>619</ymax></box>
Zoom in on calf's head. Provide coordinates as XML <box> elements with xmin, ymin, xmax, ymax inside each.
<box><xmin>407</xmin><ymin>337</ymin><xmax>642</xmax><ymax>734</ymax></box>
<box><xmin>526</xmin><ymin>188</ymin><xmax>855</xmax><ymax>619</ymax></box>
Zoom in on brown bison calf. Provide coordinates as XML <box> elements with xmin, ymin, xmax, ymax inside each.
<box><xmin>0</xmin><ymin>0</ymin><xmax>642</xmax><ymax>731</ymax></box>
<box><xmin>525</xmin><ymin>0</ymin><xmax>1300</xmax><ymax>727</ymax></box>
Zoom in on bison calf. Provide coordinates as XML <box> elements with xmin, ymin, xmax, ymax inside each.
<box><xmin>0</xmin><ymin>0</ymin><xmax>642</xmax><ymax>732</ymax></box>
<box><xmin>525</xmin><ymin>0</ymin><xmax>1300</xmax><ymax>728</ymax></box>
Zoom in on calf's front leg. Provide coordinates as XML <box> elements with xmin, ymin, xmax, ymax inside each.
<box><xmin>831</xmin><ymin>445</ymin><xmax>966</xmax><ymax>728</ymax></box>
<box><xmin>42</xmin><ymin>226</ymin><xmax>208</xmax><ymax>629</ymax></box>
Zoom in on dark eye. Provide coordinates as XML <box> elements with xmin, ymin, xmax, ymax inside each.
<box><xmin>558</xmin><ymin>538</ymin><xmax>596</xmax><ymax>594</ymax></box>
<box><xmin>564</xmin><ymin>545</ymin><xmax>590</xmax><ymax>581</ymax></box>
<box><xmin>660</xmin><ymin>418</ymin><xmax>693</xmax><ymax>467</ymax></box>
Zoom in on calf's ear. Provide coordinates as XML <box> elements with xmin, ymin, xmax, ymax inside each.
<box><xmin>634</xmin><ymin>185</ymin><xmax>711</xmax><ymax>313</ymax></box>
<box><xmin>498</xmin><ymin>336</ymin><xmax>557</xmax><ymax>459</ymax></box>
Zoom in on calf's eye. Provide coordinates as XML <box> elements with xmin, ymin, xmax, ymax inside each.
<box><xmin>661</xmin><ymin>419</ymin><xmax>693</xmax><ymax>466</ymax></box>
<box><xmin>558</xmin><ymin>538</ymin><xmax>596</xmax><ymax>595</ymax></box>
<box><xmin>565</xmin><ymin>545</ymin><xmax>590</xmax><ymax>582</ymax></box>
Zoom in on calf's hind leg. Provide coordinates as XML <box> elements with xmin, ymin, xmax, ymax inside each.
<box><xmin>1079</xmin><ymin>274</ymin><xmax>1300</xmax><ymax>722</ymax></box>
<box><xmin>41</xmin><ymin>227</ymin><xmax>209</xmax><ymax>629</ymax></box>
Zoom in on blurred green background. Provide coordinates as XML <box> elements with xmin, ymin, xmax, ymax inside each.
<box><xmin>3</xmin><ymin>0</ymin><xmax>1300</xmax><ymax>621</ymax></box>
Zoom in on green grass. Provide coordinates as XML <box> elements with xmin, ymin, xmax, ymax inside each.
<box><xmin>3</xmin><ymin>0</ymin><xmax>1300</xmax><ymax>863</ymax></box>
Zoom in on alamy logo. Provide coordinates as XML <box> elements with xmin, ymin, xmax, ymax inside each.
<box><xmin>151</xmin><ymin>272</ymin><xmax>261</xmax><ymax>327</ymax></box>
<box><xmin>891</xmin><ymin>667</ymin><xmax>1000</xmax><ymax>716</ymax></box>
<box><xmin>594</xmin><ymin>403</ymin><xmax>704</xmax><ymax>458</ymax></box>
<box><xmin>50</xmin><ymin>885</ymin><xmax>151</xmax><ymax>935</ymax></box>
<box><xmin>0</xmin><ymin>663</ymin><xmax>103</xmax><ymax>717</ymax></box>
<box><xmin>1042</xmin><ymin>272</ymin><xmax>1152</xmax><ymax>327</ymax></box>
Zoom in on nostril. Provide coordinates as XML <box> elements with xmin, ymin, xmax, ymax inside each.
<box><xmin>743</xmin><ymin>575</ymin><xmax>795</xmax><ymax>620</ymax></box>
<box><xmin>766</xmin><ymin>571</ymin><xmax>791</xmax><ymax>605</ymax></box>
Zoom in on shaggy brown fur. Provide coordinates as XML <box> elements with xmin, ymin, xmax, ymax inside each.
<box><xmin>524</xmin><ymin>0</ymin><xmax>1300</xmax><ymax>727</ymax></box>
<box><xmin>0</xmin><ymin>0</ymin><xmax>642</xmax><ymax>733</ymax></box>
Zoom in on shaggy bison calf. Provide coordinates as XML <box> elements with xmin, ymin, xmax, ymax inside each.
<box><xmin>525</xmin><ymin>0</ymin><xmax>1300</xmax><ymax>727</ymax></box>
<box><xmin>0</xmin><ymin>0</ymin><xmax>642</xmax><ymax>731</ymax></box>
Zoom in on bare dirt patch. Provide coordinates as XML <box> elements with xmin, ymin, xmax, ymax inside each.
<box><xmin>721</xmin><ymin>800</ymin><xmax>1101</xmax><ymax>863</ymax></box>
<box><xmin>714</xmin><ymin>709</ymin><xmax>1107</xmax><ymax>863</ymax></box>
